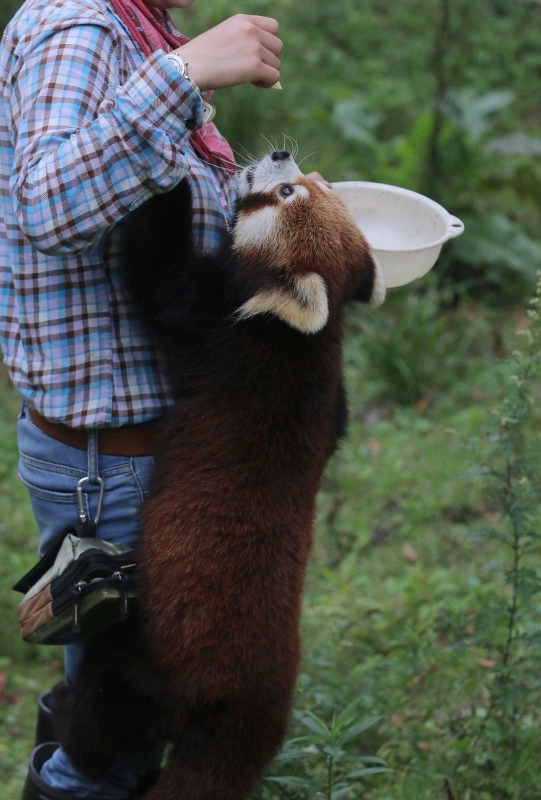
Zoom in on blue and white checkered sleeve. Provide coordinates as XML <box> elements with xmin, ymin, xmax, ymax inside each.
<box><xmin>10</xmin><ymin>19</ymin><xmax>202</xmax><ymax>257</ymax></box>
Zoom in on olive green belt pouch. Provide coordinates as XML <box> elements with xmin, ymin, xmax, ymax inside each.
<box><xmin>12</xmin><ymin>529</ymin><xmax>137</xmax><ymax>645</ymax></box>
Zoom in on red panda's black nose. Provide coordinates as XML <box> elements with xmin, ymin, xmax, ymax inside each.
<box><xmin>271</xmin><ymin>150</ymin><xmax>291</xmax><ymax>161</ymax></box>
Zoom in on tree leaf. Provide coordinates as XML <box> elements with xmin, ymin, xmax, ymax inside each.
<box><xmin>332</xmin><ymin>96</ymin><xmax>382</xmax><ymax>144</ymax></box>
<box><xmin>266</xmin><ymin>775</ymin><xmax>311</xmax><ymax>787</ymax></box>
<box><xmin>330</xmin><ymin>786</ymin><xmax>356</xmax><ymax>800</ymax></box>
<box><xmin>301</xmin><ymin>711</ymin><xmax>331</xmax><ymax>739</ymax></box>
<box><xmin>336</xmin><ymin>716</ymin><xmax>384</xmax><ymax>747</ymax></box>
<box><xmin>485</xmin><ymin>133</ymin><xmax>541</xmax><ymax>157</ymax></box>
<box><xmin>345</xmin><ymin>767</ymin><xmax>394</xmax><ymax>779</ymax></box>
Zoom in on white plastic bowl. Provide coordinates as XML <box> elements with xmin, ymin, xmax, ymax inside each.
<box><xmin>332</xmin><ymin>181</ymin><xmax>464</xmax><ymax>288</ymax></box>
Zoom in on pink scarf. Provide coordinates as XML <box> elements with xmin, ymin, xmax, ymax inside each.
<box><xmin>111</xmin><ymin>0</ymin><xmax>236</xmax><ymax>175</ymax></box>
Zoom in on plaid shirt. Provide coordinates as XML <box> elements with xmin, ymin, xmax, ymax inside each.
<box><xmin>0</xmin><ymin>0</ymin><xmax>236</xmax><ymax>427</ymax></box>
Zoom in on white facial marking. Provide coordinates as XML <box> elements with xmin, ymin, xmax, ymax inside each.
<box><xmin>289</xmin><ymin>185</ymin><xmax>309</xmax><ymax>201</ymax></box>
<box><xmin>233</xmin><ymin>205</ymin><xmax>280</xmax><ymax>252</ymax></box>
<box><xmin>237</xmin><ymin>153</ymin><xmax>303</xmax><ymax>198</ymax></box>
<box><xmin>235</xmin><ymin>272</ymin><xmax>329</xmax><ymax>334</ymax></box>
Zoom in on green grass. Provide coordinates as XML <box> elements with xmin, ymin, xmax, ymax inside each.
<box><xmin>1</xmin><ymin>295</ymin><xmax>539</xmax><ymax>800</ymax></box>
<box><xmin>270</xmin><ymin>296</ymin><xmax>541</xmax><ymax>800</ymax></box>
<box><xmin>0</xmin><ymin>370</ymin><xmax>64</xmax><ymax>800</ymax></box>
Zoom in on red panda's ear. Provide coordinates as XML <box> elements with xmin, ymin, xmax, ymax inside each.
<box><xmin>234</xmin><ymin>273</ymin><xmax>329</xmax><ymax>334</ymax></box>
<box><xmin>355</xmin><ymin>252</ymin><xmax>386</xmax><ymax>307</ymax></box>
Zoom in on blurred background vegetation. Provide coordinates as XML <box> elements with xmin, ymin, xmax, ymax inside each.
<box><xmin>188</xmin><ymin>0</ymin><xmax>541</xmax><ymax>306</ymax></box>
<box><xmin>1</xmin><ymin>0</ymin><xmax>541</xmax><ymax>799</ymax></box>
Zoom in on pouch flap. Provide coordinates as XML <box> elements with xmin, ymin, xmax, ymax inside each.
<box><xmin>12</xmin><ymin>526</ymin><xmax>79</xmax><ymax>594</ymax></box>
<box><xmin>17</xmin><ymin>535</ymin><xmax>134</xmax><ymax>602</ymax></box>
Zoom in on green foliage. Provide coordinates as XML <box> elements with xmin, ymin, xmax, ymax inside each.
<box><xmin>344</xmin><ymin>283</ymin><xmax>495</xmax><ymax>407</ymax></box>
<box><xmin>349</xmin><ymin>86</ymin><xmax>541</xmax><ymax>302</ymax></box>
<box><xmin>440</xmin><ymin>276</ymin><xmax>541</xmax><ymax>799</ymax></box>
<box><xmin>256</xmin><ymin>702</ymin><xmax>390</xmax><ymax>800</ymax></box>
<box><xmin>0</xmin><ymin>0</ymin><xmax>23</xmax><ymax>35</ymax></box>
<box><xmin>345</xmin><ymin>285</ymin><xmax>462</xmax><ymax>406</ymax></box>
<box><xmin>0</xmin><ymin>371</ymin><xmax>64</xmax><ymax>799</ymax></box>
<box><xmin>279</xmin><ymin>286</ymin><xmax>540</xmax><ymax>800</ymax></box>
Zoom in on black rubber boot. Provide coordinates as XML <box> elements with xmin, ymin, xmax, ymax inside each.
<box><xmin>35</xmin><ymin>692</ymin><xmax>56</xmax><ymax>747</ymax></box>
<box><xmin>32</xmin><ymin>691</ymin><xmax>163</xmax><ymax>796</ymax></box>
<box><xmin>20</xmin><ymin>743</ymin><xmax>144</xmax><ymax>800</ymax></box>
<box><xmin>20</xmin><ymin>743</ymin><xmax>79</xmax><ymax>800</ymax></box>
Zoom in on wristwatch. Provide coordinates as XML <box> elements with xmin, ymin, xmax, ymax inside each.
<box><xmin>165</xmin><ymin>53</ymin><xmax>216</xmax><ymax>124</ymax></box>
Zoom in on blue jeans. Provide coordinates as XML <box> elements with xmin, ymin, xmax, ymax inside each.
<box><xmin>18</xmin><ymin>406</ymin><xmax>156</xmax><ymax>799</ymax></box>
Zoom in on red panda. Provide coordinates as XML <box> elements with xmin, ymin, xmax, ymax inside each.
<box><xmin>53</xmin><ymin>151</ymin><xmax>385</xmax><ymax>800</ymax></box>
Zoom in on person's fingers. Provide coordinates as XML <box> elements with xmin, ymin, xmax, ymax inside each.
<box><xmin>258</xmin><ymin>27</ymin><xmax>283</xmax><ymax>58</ymax></box>
<box><xmin>250</xmin><ymin>28</ymin><xmax>282</xmax><ymax>88</ymax></box>
<box><xmin>305</xmin><ymin>172</ymin><xmax>333</xmax><ymax>188</ymax></box>
<box><xmin>173</xmin><ymin>15</ymin><xmax>282</xmax><ymax>91</ymax></box>
<box><xmin>241</xmin><ymin>14</ymin><xmax>280</xmax><ymax>34</ymax></box>
<box><xmin>251</xmin><ymin>75</ymin><xmax>281</xmax><ymax>89</ymax></box>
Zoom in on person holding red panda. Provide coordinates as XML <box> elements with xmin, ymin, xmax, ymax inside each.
<box><xmin>0</xmin><ymin>1</ymin><xmax>329</xmax><ymax>799</ymax></box>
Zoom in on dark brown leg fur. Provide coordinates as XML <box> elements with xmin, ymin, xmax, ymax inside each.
<box><xmin>52</xmin><ymin>620</ymin><xmax>169</xmax><ymax>779</ymax></box>
<box><xmin>144</xmin><ymin>690</ymin><xmax>292</xmax><ymax>800</ymax></box>
<box><xmin>56</xmin><ymin>614</ymin><xmax>295</xmax><ymax>798</ymax></box>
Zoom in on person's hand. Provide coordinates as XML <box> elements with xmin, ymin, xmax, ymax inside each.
<box><xmin>172</xmin><ymin>15</ymin><xmax>282</xmax><ymax>92</ymax></box>
<box><xmin>305</xmin><ymin>172</ymin><xmax>332</xmax><ymax>189</ymax></box>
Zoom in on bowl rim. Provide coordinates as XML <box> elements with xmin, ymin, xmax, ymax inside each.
<box><xmin>331</xmin><ymin>180</ymin><xmax>463</xmax><ymax>254</ymax></box>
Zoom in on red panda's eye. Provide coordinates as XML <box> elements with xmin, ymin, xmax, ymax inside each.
<box><xmin>279</xmin><ymin>184</ymin><xmax>294</xmax><ymax>198</ymax></box>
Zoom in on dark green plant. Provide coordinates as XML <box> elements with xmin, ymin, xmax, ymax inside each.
<box><xmin>329</xmin><ymin>0</ymin><xmax>541</xmax><ymax>304</ymax></box>
<box><xmin>443</xmin><ymin>275</ymin><xmax>541</xmax><ymax>798</ymax></box>
<box><xmin>255</xmin><ymin>699</ymin><xmax>391</xmax><ymax>800</ymax></box>
<box><xmin>351</xmin><ymin>288</ymin><xmax>449</xmax><ymax>406</ymax></box>
<box><xmin>362</xmin><ymin>86</ymin><xmax>541</xmax><ymax>304</ymax></box>
<box><xmin>345</xmin><ymin>284</ymin><xmax>490</xmax><ymax>407</ymax></box>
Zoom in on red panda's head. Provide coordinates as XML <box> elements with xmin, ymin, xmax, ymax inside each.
<box><xmin>233</xmin><ymin>151</ymin><xmax>385</xmax><ymax>334</ymax></box>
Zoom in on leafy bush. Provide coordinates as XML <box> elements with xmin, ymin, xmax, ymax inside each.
<box><xmin>440</xmin><ymin>276</ymin><xmax>541</xmax><ymax>799</ymax></box>
<box><xmin>346</xmin><ymin>287</ymin><xmax>456</xmax><ymax>406</ymax></box>
<box><xmin>344</xmin><ymin>284</ymin><xmax>493</xmax><ymax>407</ymax></box>
<box><xmin>256</xmin><ymin>702</ymin><xmax>390</xmax><ymax>800</ymax></box>
<box><xmin>337</xmin><ymin>87</ymin><xmax>541</xmax><ymax>303</ymax></box>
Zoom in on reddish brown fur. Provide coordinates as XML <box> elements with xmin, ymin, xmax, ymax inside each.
<box><xmin>235</xmin><ymin>177</ymin><xmax>376</xmax><ymax>309</ymax></box>
<box><xmin>54</xmin><ymin>167</ymin><xmax>382</xmax><ymax>800</ymax></box>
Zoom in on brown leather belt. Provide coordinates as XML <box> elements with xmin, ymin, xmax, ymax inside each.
<box><xmin>28</xmin><ymin>407</ymin><xmax>162</xmax><ymax>457</ymax></box>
